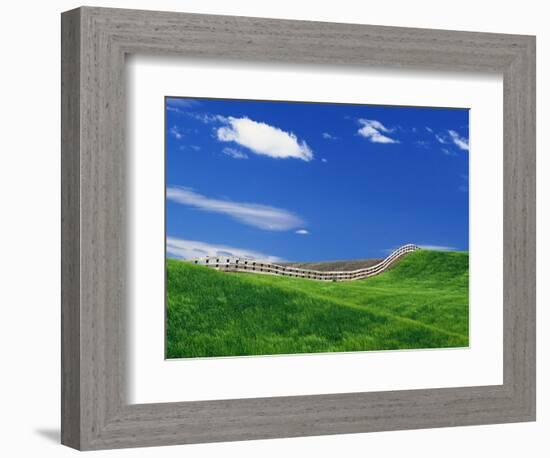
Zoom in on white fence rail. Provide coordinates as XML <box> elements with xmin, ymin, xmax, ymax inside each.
<box><xmin>185</xmin><ymin>244</ymin><xmax>419</xmax><ymax>282</ymax></box>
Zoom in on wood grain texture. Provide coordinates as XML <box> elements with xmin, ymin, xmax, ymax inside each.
<box><xmin>61</xmin><ymin>6</ymin><xmax>536</xmax><ymax>450</ymax></box>
<box><xmin>60</xmin><ymin>8</ymin><xmax>81</xmax><ymax>449</ymax></box>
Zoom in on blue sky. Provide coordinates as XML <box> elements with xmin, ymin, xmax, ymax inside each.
<box><xmin>165</xmin><ymin>97</ymin><xmax>469</xmax><ymax>262</ymax></box>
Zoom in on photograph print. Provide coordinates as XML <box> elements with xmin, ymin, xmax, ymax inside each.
<box><xmin>165</xmin><ymin>96</ymin><xmax>470</xmax><ymax>359</ymax></box>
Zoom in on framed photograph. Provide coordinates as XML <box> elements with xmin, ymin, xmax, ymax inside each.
<box><xmin>164</xmin><ymin>97</ymin><xmax>470</xmax><ymax>360</ymax></box>
<box><xmin>61</xmin><ymin>6</ymin><xmax>536</xmax><ymax>450</ymax></box>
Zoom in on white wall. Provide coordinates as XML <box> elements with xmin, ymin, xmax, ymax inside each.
<box><xmin>0</xmin><ymin>0</ymin><xmax>546</xmax><ymax>456</ymax></box>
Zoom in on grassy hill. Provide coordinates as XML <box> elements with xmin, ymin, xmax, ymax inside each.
<box><xmin>166</xmin><ymin>250</ymin><xmax>469</xmax><ymax>359</ymax></box>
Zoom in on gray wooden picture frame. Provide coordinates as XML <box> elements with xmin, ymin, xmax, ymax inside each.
<box><xmin>61</xmin><ymin>6</ymin><xmax>536</xmax><ymax>451</ymax></box>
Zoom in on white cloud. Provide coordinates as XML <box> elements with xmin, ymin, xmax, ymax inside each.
<box><xmin>321</xmin><ymin>158</ymin><xmax>328</xmax><ymax>163</ymax></box>
<box><xmin>166</xmin><ymin>99</ymin><xmax>201</xmax><ymax>114</ymax></box>
<box><xmin>425</xmin><ymin>129</ymin><xmax>469</xmax><ymax>153</ymax></box>
<box><xmin>222</xmin><ymin>147</ymin><xmax>248</xmax><ymax>160</ymax></box>
<box><xmin>448</xmin><ymin>130</ymin><xmax>469</xmax><ymax>151</ymax></box>
<box><xmin>169</xmin><ymin>126</ymin><xmax>183</xmax><ymax>140</ymax></box>
<box><xmin>188</xmin><ymin>112</ymin><xmax>227</xmax><ymax>124</ymax></box>
<box><xmin>166</xmin><ymin>98</ymin><xmax>200</xmax><ymax>108</ymax></box>
<box><xmin>435</xmin><ymin>133</ymin><xmax>447</xmax><ymax>144</ymax></box>
<box><xmin>425</xmin><ymin>127</ymin><xmax>434</xmax><ymax>133</ymax></box>
<box><xmin>167</xmin><ymin>237</ymin><xmax>284</xmax><ymax>262</ymax></box>
<box><xmin>216</xmin><ymin>117</ymin><xmax>313</xmax><ymax>161</ymax></box>
<box><xmin>295</xmin><ymin>229</ymin><xmax>310</xmax><ymax>235</ymax></box>
<box><xmin>322</xmin><ymin>132</ymin><xmax>337</xmax><ymax>140</ymax></box>
<box><xmin>166</xmin><ymin>187</ymin><xmax>305</xmax><ymax>231</ymax></box>
<box><xmin>418</xmin><ymin>244</ymin><xmax>457</xmax><ymax>251</ymax></box>
<box><xmin>357</xmin><ymin>119</ymin><xmax>399</xmax><ymax>144</ymax></box>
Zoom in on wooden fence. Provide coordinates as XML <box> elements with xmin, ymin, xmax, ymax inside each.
<box><xmin>186</xmin><ymin>243</ymin><xmax>419</xmax><ymax>282</ymax></box>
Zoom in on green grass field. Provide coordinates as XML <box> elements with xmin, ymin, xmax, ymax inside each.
<box><xmin>166</xmin><ymin>250</ymin><xmax>469</xmax><ymax>358</ymax></box>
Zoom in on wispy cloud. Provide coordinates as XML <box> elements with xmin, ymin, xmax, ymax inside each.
<box><xmin>424</xmin><ymin>128</ymin><xmax>468</xmax><ymax>154</ymax></box>
<box><xmin>448</xmin><ymin>130</ymin><xmax>469</xmax><ymax>151</ymax></box>
<box><xmin>322</xmin><ymin>132</ymin><xmax>337</xmax><ymax>140</ymax></box>
<box><xmin>166</xmin><ymin>99</ymin><xmax>201</xmax><ymax>114</ymax></box>
<box><xmin>357</xmin><ymin>119</ymin><xmax>399</xmax><ymax>144</ymax></box>
<box><xmin>429</xmin><ymin>129</ymin><xmax>469</xmax><ymax>152</ymax></box>
<box><xmin>166</xmin><ymin>98</ymin><xmax>201</xmax><ymax>109</ymax></box>
<box><xmin>167</xmin><ymin>237</ymin><xmax>283</xmax><ymax>262</ymax></box>
<box><xmin>166</xmin><ymin>186</ymin><xmax>305</xmax><ymax>231</ymax></box>
<box><xmin>295</xmin><ymin>229</ymin><xmax>310</xmax><ymax>235</ymax></box>
<box><xmin>425</xmin><ymin>127</ymin><xmax>434</xmax><ymax>133</ymax></box>
<box><xmin>187</xmin><ymin>112</ymin><xmax>228</xmax><ymax>124</ymax></box>
<box><xmin>435</xmin><ymin>133</ymin><xmax>447</xmax><ymax>144</ymax></box>
<box><xmin>216</xmin><ymin>117</ymin><xmax>313</xmax><ymax>161</ymax></box>
<box><xmin>222</xmin><ymin>147</ymin><xmax>248</xmax><ymax>160</ymax></box>
<box><xmin>321</xmin><ymin>158</ymin><xmax>328</xmax><ymax>163</ymax></box>
<box><xmin>169</xmin><ymin>125</ymin><xmax>183</xmax><ymax>140</ymax></box>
